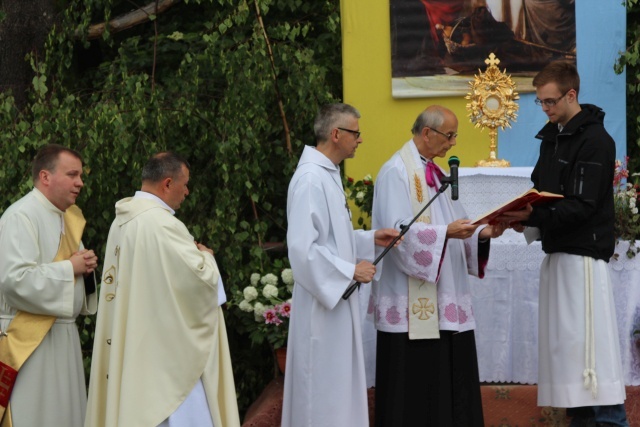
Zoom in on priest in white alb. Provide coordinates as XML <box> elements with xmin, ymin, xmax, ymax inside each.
<box><xmin>85</xmin><ymin>152</ymin><xmax>239</xmax><ymax>427</ymax></box>
<box><xmin>282</xmin><ymin>103</ymin><xmax>400</xmax><ymax>427</ymax></box>
<box><xmin>371</xmin><ymin>106</ymin><xmax>506</xmax><ymax>427</ymax></box>
<box><xmin>0</xmin><ymin>144</ymin><xmax>98</xmax><ymax>427</ymax></box>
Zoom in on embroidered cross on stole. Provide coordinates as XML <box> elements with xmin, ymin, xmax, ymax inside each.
<box><xmin>399</xmin><ymin>143</ymin><xmax>440</xmax><ymax>340</ymax></box>
<box><xmin>0</xmin><ymin>205</ymin><xmax>86</xmax><ymax>427</ymax></box>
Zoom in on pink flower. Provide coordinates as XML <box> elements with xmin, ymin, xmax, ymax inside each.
<box><xmin>264</xmin><ymin>308</ymin><xmax>283</xmax><ymax>325</ymax></box>
<box><xmin>278</xmin><ymin>302</ymin><xmax>292</xmax><ymax>318</ymax></box>
<box><xmin>614</xmin><ymin>157</ymin><xmax>631</xmax><ymax>186</ymax></box>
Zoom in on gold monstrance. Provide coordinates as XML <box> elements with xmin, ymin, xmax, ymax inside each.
<box><xmin>466</xmin><ymin>53</ymin><xmax>519</xmax><ymax>167</ymax></box>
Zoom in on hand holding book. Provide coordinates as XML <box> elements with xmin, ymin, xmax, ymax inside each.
<box><xmin>471</xmin><ymin>188</ymin><xmax>564</xmax><ymax>225</ymax></box>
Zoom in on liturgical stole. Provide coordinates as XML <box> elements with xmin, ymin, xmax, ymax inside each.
<box><xmin>399</xmin><ymin>143</ymin><xmax>440</xmax><ymax>340</ymax></box>
<box><xmin>0</xmin><ymin>205</ymin><xmax>86</xmax><ymax>426</ymax></box>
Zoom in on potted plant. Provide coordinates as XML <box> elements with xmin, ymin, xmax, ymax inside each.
<box><xmin>230</xmin><ymin>258</ymin><xmax>293</xmax><ymax>377</ymax></box>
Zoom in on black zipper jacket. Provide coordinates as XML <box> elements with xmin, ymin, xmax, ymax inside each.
<box><xmin>524</xmin><ymin>103</ymin><xmax>616</xmax><ymax>261</ymax></box>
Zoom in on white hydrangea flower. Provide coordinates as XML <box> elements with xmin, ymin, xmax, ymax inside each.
<box><xmin>356</xmin><ymin>191</ymin><xmax>365</xmax><ymax>201</ymax></box>
<box><xmin>633</xmin><ymin>207</ymin><xmax>639</xmax><ymax>215</ymax></box>
<box><xmin>263</xmin><ymin>284</ymin><xmax>279</xmax><ymax>299</ymax></box>
<box><xmin>281</xmin><ymin>268</ymin><xmax>294</xmax><ymax>286</ymax></box>
<box><xmin>363</xmin><ymin>174</ymin><xmax>372</xmax><ymax>182</ymax></box>
<box><xmin>253</xmin><ymin>302</ymin><xmax>266</xmax><ymax>321</ymax></box>
<box><xmin>239</xmin><ymin>300</ymin><xmax>254</xmax><ymax>312</ymax></box>
<box><xmin>260</xmin><ymin>273</ymin><xmax>278</xmax><ymax>286</ymax></box>
<box><xmin>250</xmin><ymin>273</ymin><xmax>261</xmax><ymax>286</ymax></box>
<box><xmin>243</xmin><ymin>286</ymin><xmax>258</xmax><ymax>302</ymax></box>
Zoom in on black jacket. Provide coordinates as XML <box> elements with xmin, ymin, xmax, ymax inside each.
<box><xmin>525</xmin><ymin>104</ymin><xmax>616</xmax><ymax>261</ymax></box>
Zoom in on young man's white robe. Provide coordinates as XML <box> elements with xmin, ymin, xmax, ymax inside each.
<box><xmin>0</xmin><ymin>188</ymin><xmax>97</xmax><ymax>427</ymax></box>
<box><xmin>282</xmin><ymin>146</ymin><xmax>376</xmax><ymax>427</ymax></box>
<box><xmin>85</xmin><ymin>196</ymin><xmax>239</xmax><ymax>427</ymax></box>
<box><xmin>538</xmin><ymin>253</ymin><xmax>626</xmax><ymax>407</ymax></box>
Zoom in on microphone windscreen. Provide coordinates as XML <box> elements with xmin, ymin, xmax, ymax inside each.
<box><xmin>448</xmin><ymin>155</ymin><xmax>460</xmax><ymax>167</ymax></box>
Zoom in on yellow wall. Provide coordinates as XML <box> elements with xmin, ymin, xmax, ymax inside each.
<box><xmin>341</xmin><ymin>0</ymin><xmax>491</xmax><ymax>181</ymax></box>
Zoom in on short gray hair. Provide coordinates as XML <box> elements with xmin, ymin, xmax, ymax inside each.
<box><xmin>411</xmin><ymin>107</ymin><xmax>446</xmax><ymax>135</ymax></box>
<box><xmin>141</xmin><ymin>151</ymin><xmax>190</xmax><ymax>183</ymax></box>
<box><xmin>313</xmin><ymin>103</ymin><xmax>361</xmax><ymax>143</ymax></box>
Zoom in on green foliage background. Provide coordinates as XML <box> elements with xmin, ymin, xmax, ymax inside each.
<box><xmin>0</xmin><ymin>0</ymin><xmax>341</xmax><ymax>415</ymax></box>
<box><xmin>617</xmin><ymin>0</ymin><xmax>640</xmax><ymax>174</ymax></box>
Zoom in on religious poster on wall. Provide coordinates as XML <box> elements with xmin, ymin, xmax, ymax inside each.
<box><xmin>391</xmin><ymin>0</ymin><xmax>577</xmax><ymax>98</ymax></box>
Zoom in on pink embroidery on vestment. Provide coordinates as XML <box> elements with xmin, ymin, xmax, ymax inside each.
<box><xmin>417</xmin><ymin>229</ymin><xmax>437</xmax><ymax>245</ymax></box>
<box><xmin>458</xmin><ymin>306</ymin><xmax>469</xmax><ymax>324</ymax></box>
<box><xmin>386</xmin><ymin>306</ymin><xmax>402</xmax><ymax>324</ymax></box>
<box><xmin>444</xmin><ymin>303</ymin><xmax>458</xmax><ymax>322</ymax></box>
<box><xmin>367</xmin><ymin>294</ymin><xmax>374</xmax><ymax>314</ymax></box>
<box><xmin>413</xmin><ymin>250</ymin><xmax>433</xmax><ymax>267</ymax></box>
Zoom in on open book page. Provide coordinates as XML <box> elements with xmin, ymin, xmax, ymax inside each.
<box><xmin>471</xmin><ymin>188</ymin><xmax>563</xmax><ymax>225</ymax></box>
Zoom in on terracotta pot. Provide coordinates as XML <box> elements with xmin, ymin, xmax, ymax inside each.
<box><xmin>275</xmin><ymin>347</ymin><xmax>287</xmax><ymax>374</ymax></box>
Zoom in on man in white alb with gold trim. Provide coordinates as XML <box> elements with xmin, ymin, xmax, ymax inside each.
<box><xmin>0</xmin><ymin>144</ymin><xmax>98</xmax><ymax>427</ymax></box>
<box><xmin>85</xmin><ymin>152</ymin><xmax>239</xmax><ymax>427</ymax></box>
<box><xmin>372</xmin><ymin>106</ymin><xmax>506</xmax><ymax>427</ymax></box>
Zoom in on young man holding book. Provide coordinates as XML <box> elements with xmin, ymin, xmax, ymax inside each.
<box><xmin>498</xmin><ymin>61</ymin><xmax>628</xmax><ymax>427</ymax></box>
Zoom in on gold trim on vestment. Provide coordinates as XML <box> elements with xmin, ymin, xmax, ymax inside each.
<box><xmin>399</xmin><ymin>143</ymin><xmax>440</xmax><ymax>340</ymax></box>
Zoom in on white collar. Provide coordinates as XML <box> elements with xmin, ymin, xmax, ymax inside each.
<box><xmin>133</xmin><ymin>191</ymin><xmax>175</xmax><ymax>215</ymax></box>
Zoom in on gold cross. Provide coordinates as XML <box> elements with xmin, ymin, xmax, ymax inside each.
<box><xmin>485</xmin><ymin>53</ymin><xmax>500</xmax><ymax>67</ymax></box>
<box><xmin>412</xmin><ymin>297</ymin><xmax>435</xmax><ymax>320</ymax></box>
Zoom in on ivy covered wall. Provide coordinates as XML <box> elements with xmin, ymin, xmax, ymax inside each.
<box><xmin>0</xmin><ymin>0</ymin><xmax>341</xmax><ymax>414</ymax></box>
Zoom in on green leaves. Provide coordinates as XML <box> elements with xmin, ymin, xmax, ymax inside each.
<box><xmin>617</xmin><ymin>1</ymin><xmax>640</xmax><ymax>173</ymax></box>
<box><xmin>31</xmin><ymin>75</ymin><xmax>48</xmax><ymax>98</ymax></box>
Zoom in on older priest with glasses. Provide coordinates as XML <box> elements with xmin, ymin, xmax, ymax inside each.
<box><xmin>371</xmin><ymin>105</ymin><xmax>506</xmax><ymax>427</ymax></box>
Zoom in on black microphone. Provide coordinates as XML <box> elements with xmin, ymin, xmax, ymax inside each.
<box><xmin>448</xmin><ymin>156</ymin><xmax>459</xmax><ymax>200</ymax></box>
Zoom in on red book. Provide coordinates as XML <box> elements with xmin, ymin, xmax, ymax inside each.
<box><xmin>471</xmin><ymin>188</ymin><xmax>564</xmax><ymax>225</ymax></box>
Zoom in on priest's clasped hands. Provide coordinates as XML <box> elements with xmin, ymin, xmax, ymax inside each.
<box><xmin>70</xmin><ymin>248</ymin><xmax>98</xmax><ymax>276</ymax></box>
